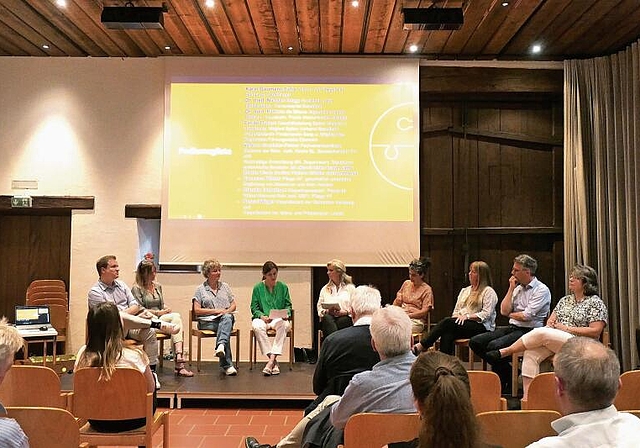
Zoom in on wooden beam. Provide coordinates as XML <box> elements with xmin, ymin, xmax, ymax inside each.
<box><xmin>448</xmin><ymin>126</ymin><xmax>563</xmax><ymax>148</ymax></box>
<box><xmin>0</xmin><ymin>195</ymin><xmax>94</xmax><ymax>212</ymax></box>
<box><xmin>422</xmin><ymin>226</ymin><xmax>563</xmax><ymax>236</ymax></box>
<box><xmin>124</xmin><ymin>204</ymin><xmax>161</xmax><ymax>219</ymax></box>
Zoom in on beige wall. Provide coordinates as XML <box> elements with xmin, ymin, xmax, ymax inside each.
<box><xmin>0</xmin><ymin>57</ymin><xmax>312</xmax><ymax>362</ymax></box>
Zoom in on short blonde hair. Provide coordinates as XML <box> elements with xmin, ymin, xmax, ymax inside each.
<box><xmin>202</xmin><ymin>259</ymin><xmax>222</xmax><ymax>278</ymax></box>
<box><xmin>0</xmin><ymin>317</ymin><xmax>24</xmax><ymax>364</ymax></box>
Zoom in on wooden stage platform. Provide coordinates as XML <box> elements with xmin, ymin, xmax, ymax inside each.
<box><xmin>60</xmin><ymin>361</ymin><xmax>316</xmax><ymax>409</ymax></box>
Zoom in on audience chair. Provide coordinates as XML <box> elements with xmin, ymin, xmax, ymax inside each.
<box><xmin>72</xmin><ymin>367</ymin><xmax>170</xmax><ymax>447</ymax></box>
<box><xmin>455</xmin><ymin>338</ymin><xmax>486</xmax><ymax>370</ymax></box>
<box><xmin>25</xmin><ymin>290</ymin><xmax>68</xmax><ymax>303</ymax></box>
<box><xmin>520</xmin><ymin>372</ymin><xmax>561</xmax><ymax>413</ymax></box>
<box><xmin>0</xmin><ymin>365</ymin><xmax>68</xmax><ymax>409</ymax></box>
<box><xmin>48</xmin><ymin>303</ymin><xmax>69</xmax><ymax>354</ymax></box>
<box><xmin>6</xmin><ymin>406</ymin><xmax>80</xmax><ymax>448</ymax></box>
<box><xmin>338</xmin><ymin>412</ymin><xmax>421</xmax><ymax>448</ymax></box>
<box><xmin>188</xmin><ymin>304</ymin><xmax>240</xmax><ymax>371</ymax></box>
<box><xmin>476</xmin><ymin>410</ymin><xmax>560</xmax><ymax>448</ymax></box>
<box><xmin>27</xmin><ymin>279</ymin><xmax>66</xmax><ymax>290</ymax></box>
<box><xmin>468</xmin><ymin>370</ymin><xmax>507</xmax><ymax>413</ymax></box>
<box><xmin>26</xmin><ymin>296</ymin><xmax>68</xmax><ymax>307</ymax></box>
<box><xmin>249</xmin><ymin>310</ymin><xmax>295</xmax><ymax>370</ymax></box>
<box><xmin>615</xmin><ymin>370</ymin><xmax>640</xmax><ymax>410</ymax></box>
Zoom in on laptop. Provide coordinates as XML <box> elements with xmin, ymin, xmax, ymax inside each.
<box><xmin>14</xmin><ymin>305</ymin><xmax>57</xmax><ymax>337</ymax></box>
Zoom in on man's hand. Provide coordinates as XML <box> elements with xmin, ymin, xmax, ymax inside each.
<box><xmin>508</xmin><ymin>275</ymin><xmax>519</xmax><ymax>289</ymax></box>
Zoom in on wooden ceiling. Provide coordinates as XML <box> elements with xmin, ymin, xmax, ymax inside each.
<box><xmin>1</xmin><ymin>0</ymin><xmax>639</xmax><ymax>59</ymax></box>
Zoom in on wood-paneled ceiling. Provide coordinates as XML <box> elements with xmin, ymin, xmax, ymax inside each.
<box><xmin>1</xmin><ymin>0</ymin><xmax>639</xmax><ymax>59</ymax></box>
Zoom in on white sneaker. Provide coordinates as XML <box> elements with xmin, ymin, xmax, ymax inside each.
<box><xmin>156</xmin><ymin>321</ymin><xmax>179</xmax><ymax>335</ymax></box>
<box><xmin>224</xmin><ymin>366</ymin><xmax>237</xmax><ymax>376</ymax></box>
<box><xmin>215</xmin><ymin>344</ymin><xmax>225</xmax><ymax>358</ymax></box>
<box><xmin>152</xmin><ymin>371</ymin><xmax>161</xmax><ymax>390</ymax></box>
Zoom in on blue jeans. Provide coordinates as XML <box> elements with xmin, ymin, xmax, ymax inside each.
<box><xmin>198</xmin><ymin>313</ymin><xmax>234</xmax><ymax>369</ymax></box>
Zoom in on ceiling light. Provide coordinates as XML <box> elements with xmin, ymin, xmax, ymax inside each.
<box><xmin>351</xmin><ymin>0</ymin><xmax>359</xmax><ymax>6</ymax></box>
<box><xmin>164</xmin><ymin>46</ymin><xmax>171</xmax><ymax>50</ymax></box>
<box><xmin>409</xmin><ymin>44</ymin><xmax>418</xmax><ymax>53</ymax></box>
<box><xmin>501</xmin><ymin>2</ymin><xmax>509</xmax><ymax>6</ymax></box>
<box><xmin>287</xmin><ymin>46</ymin><xmax>294</xmax><ymax>51</ymax></box>
<box><xmin>56</xmin><ymin>0</ymin><xmax>66</xmax><ymax>7</ymax></box>
<box><xmin>205</xmin><ymin>0</ymin><xmax>214</xmax><ymax>7</ymax></box>
<box><xmin>42</xmin><ymin>44</ymin><xmax>50</xmax><ymax>49</ymax></box>
<box><xmin>531</xmin><ymin>44</ymin><xmax>542</xmax><ymax>54</ymax></box>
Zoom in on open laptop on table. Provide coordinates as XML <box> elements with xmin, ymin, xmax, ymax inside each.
<box><xmin>15</xmin><ymin>305</ymin><xmax>58</xmax><ymax>337</ymax></box>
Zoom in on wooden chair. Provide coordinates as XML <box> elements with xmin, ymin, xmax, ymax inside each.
<box><xmin>6</xmin><ymin>406</ymin><xmax>80</xmax><ymax>448</ymax></box>
<box><xmin>455</xmin><ymin>338</ymin><xmax>486</xmax><ymax>370</ymax></box>
<box><xmin>72</xmin><ymin>367</ymin><xmax>170</xmax><ymax>447</ymax></box>
<box><xmin>48</xmin><ymin>303</ymin><xmax>69</xmax><ymax>354</ymax></box>
<box><xmin>157</xmin><ymin>332</ymin><xmax>170</xmax><ymax>368</ymax></box>
<box><xmin>26</xmin><ymin>290</ymin><xmax>68</xmax><ymax>302</ymax></box>
<box><xmin>26</xmin><ymin>297</ymin><xmax>68</xmax><ymax>307</ymax></box>
<box><xmin>468</xmin><ymin>370</ymin><xmax>507</xmax><ymax>413</ymax></box>
<box><xmin>27</xmin><ymin>279</ymin><xmax>66</xmax><ymax>290</ymax></box>
<box><xmin>338</xmin><ymin>412</ymin><xmax>420</xmax><ymax>448</ymax></box>
<box><xmin>249</xmin><ymin>310</ymin><xmax>295</xmax><ymax>370</ymax></box>
<box><xmin>476</xmin><ymin>410</ymin><xmax>560</xmax><ymax>448</ymax></box>
<box><xmin>0</xmin><ymin>365</ymin><xmax>68</xmax><ymax>409</ymax></box>
<box><xmin>520</xmin><ymin>372</ymin><xmax>561</xmax><ymax>413</ymax></box>
<box><xmin>188</xmin><ymin>306</ymin><xmax>240</xmax><ymax>371</ymax></box>
<box><xmin>615</xmin><ymin>370</ymin><xmax>640</xmax><ymax>410</ymax></box>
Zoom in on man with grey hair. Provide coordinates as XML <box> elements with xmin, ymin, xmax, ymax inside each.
<box><xmin>245</xmin><ymin>304</ymin><xmax>416</xmax><ymax>448</ymax></box>
<box><xmin>470</xmin><ymin>253</ymin><xmax>551</xmax><ymax>392</ymax></box>
<box><xmin>0</xmin><ymin>318</ymin><xmax>29</xmax><ymax>447</ymax></box>
<box><xmin>528</xmin><ymin>337</ymin><xmax>640</xmax><ymax>447</ymax></box>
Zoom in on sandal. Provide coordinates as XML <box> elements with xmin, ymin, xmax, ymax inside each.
<box><xmin>271</xmin><ymin>363</ymin><xmax>280</xmax><ymax>375</ymax></box>
<box><xmin>175</xmin><ymin>366</ymin><xmax>194</xmax><ymax>377</ymax></box>
<box><xmin>262</xmin><ymin>362</ymin><xmax>273</xmax><ymax>376</ymax></box>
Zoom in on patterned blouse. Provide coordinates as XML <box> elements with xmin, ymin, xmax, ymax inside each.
<box><xmin>554</xmin><ymin>294</ymin><xmax>608</xmax><ymax>327</ymax></box>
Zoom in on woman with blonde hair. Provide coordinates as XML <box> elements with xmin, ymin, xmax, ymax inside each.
<box><xmin>316</xmin><ymin>259</ymin><xmax>355</xmax><ymax>337</ymax></box>
<box><xmin>413</xmin><ymin>261</ymin><xmax>498</xmax><ymax>355</ymax></box>
<box><xmin>75</xmin><ymin>302</ymin><xmax>155</xmax><ymax>432</ymax></box>
<box><xmin>132</xmin><ymin>259</ymin><xmax>193</xmax><ymax>377</ymax></box>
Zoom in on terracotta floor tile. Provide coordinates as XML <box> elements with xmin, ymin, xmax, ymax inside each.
<box><xmin>216</xmin><ymin>414</ymin><xmax>253</xmax><ymax>425</ymax></box>
<box><xmin>200</xmin><ymin>434</ymin><xmax>244</xmax><ymax>448</ymax></box>
<box><xmin>227</xmin><ymin>423</ymin><xmax>266</xmax><ymax>436</ymax></box>
<box><xmin>250</xmin><ymin>415</ymin><xmax>288</xmax><ymax>425</ymax></box>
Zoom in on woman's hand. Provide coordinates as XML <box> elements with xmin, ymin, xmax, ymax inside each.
<box><xmin>162</xmin><ymin>307</ymin><xmax>172</xmax><ymax>314</ymax></box>
<box><xmin>454</xmin><ymin>313</ymin><xmax>469</xmax><ymax>325</ymax></box>
<box><xmin>261</xmin><ymin>315</ymin><xmax>271</xmax><ymax>323</ymax></box>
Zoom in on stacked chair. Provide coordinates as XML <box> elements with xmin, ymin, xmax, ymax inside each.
<box><xmin>25</xmin><ymin>279</ymin><xmax>69</xmax><ymax>354</ymax></box>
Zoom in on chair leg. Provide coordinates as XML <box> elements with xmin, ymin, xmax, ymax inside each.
<box><xmin>158</xmin><ymin>337</ymin><xmax>165</xmax><ymax>368</ymax></box>
<box><xmin>249</xmin><ymin>330</ymin><xmax>254</xmax><ymax>370</ymax></box>
<box><xmin>234</xmin><ymin>330</ymin><xmax>240</xmax><ymax>369</ymax></box>
<box><xmin>197</xmin><ymin>336</ymin><xmax>202</xmax><ymax>372</ymax></box>
<box><xmin>512</xmin><ymin>353</ymin><xmax>520</xmax><ymax>397</ymax></box>
<box><xmin>289</xmin><ymin>332</ymin><xmax>294</xmax><ymax>370</ymax></box>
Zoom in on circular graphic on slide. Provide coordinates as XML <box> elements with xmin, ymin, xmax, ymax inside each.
<box><xmin>369</xmin><ymin>102</ymin><xmax>417</xmax><ymax>191</ymax></box>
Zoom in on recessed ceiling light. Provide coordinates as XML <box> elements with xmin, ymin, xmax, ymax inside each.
<box><xmin>56</xmin><ymin>0</ymin><xmax>66</xmax><ymax>7</ymax></box>
<box><xmin>501</xmin><ymin>2</ymin><xmax>509</xmax><ymax>6</ymax></box>
<box><xmin>164</xmin><ymin>46</ymin><xmax>171</xmax><ymax>50</ymax></box>
<box><xmin>205</xmin><ymin>0</ymin><xmax>214</xmax><ymax>7</ymax></box>
<box><xmin>287</xmin><ymin>46</ymin><xmax>294</xmax><ymax>51</ymax></box>
<box><xmin>351</xmin><ymin>1</ymin><xmax>359</xmax><ymax>7</ymax></box>
<box><xmin>42</xmin><ymin>44</ymin><xmax>50</xmax><ymax>49</ymax></box>
<box><xmin>409</xmin><ymin>44</ymin><xmax>418</xmax><ymax>53</ymax></box>
<box><xmin>531</xmin><ymin>44</ymin><xmax>542</xmax><ymax>54</ymax></box>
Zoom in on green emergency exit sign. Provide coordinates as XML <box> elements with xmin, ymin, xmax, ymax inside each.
<box><xmin>11</xmin><ymin>196</ymin><xmax>32</xmax><ymax>208</ymax></box>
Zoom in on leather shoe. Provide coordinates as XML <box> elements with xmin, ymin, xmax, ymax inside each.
<box><xmin>485</xmin><ymin>350</ymin><xmax>502</xmax><ymax>364</ymax></box>
<box><xmin>245</xmin><ymin>436</ymin><xmax>273</xmax><ymax>448</ymax></box>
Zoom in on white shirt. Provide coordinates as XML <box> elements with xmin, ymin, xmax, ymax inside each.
<box><xmin>527</xmin><ymin>405</ymin><xmax>640</xmax><ymax>448</ymax></box>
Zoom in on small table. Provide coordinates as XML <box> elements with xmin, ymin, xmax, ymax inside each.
<box><xmin>18</xmin><ymin>328</ymin><xmax>58</xmax><ymax>367</ymax></box>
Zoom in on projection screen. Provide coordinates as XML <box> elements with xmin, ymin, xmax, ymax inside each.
<box><xmin>160</xmin><ymin>58</ymin><xmax>420</xmax><ymax>266</ymax></box>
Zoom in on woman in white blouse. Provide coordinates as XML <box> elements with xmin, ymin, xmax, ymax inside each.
<box><xmin>316</xmin><ymin>259</ymin><xmax>355</xmax><ymax>337</ymax></box>
<box><xmin>412</xmin><ymin>261</ymin><xmax>498</xmax><ymax>355</ymax></box>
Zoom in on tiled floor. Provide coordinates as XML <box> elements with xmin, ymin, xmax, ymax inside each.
<box><xmin>147</xmin><ymin>405</ymin><xmax>304</xmax><ymax>448</ymax></box>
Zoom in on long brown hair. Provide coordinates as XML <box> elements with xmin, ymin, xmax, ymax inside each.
<box><xmin>410</xmin><ymin>351</ymin><xmax>480</xmax><ymax>448</ymax></box>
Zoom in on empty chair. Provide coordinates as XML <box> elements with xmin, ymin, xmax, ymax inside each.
<box><xmin>520</xmin><ymin>372</ymin><xmax>561</xmax><ymax>413</ymax></box>
<box><xmin>339</xmin><ymin>412</ymin><xmax>420</xmax><ymax>448</ymax></box>
<box><xmin>26</xmin><ymin>297</ymin><xmax>68</xmax><ymax>307</ymax></box>
<box><xmin>455</xmin><ymin>338</ymin><xmax>486</xmax><ymax>370</ymax></box>
<box><xmin>188</xmin><ymin>306</ymin><xmax>240</xmax><ymax>371</ymax></box>
<box><xmin>0</xmin><ymin>365</ymin><xmax>68</xmax><ymax>409</ymax></box>
<box><xmin>6</xmin><ymin>406</ymin><xmax>80</xmax><ymax>448</ymax></box>
<box><xmin>477</xmin><ymin>410</ymin><xmax>560</xmax><ymax>448</ymax></box>
<box><xmin>615</xmin><ymin>370</ymin><xmax>640</xmax><ymax>410</ymax></box>
<box><xmin>27</xmin><ymin>279</ymin><xmax>65</xmax><ymax>290</ymax></box>
<box><xmin>26</xmin><ymin>290</ymin><xmax>67</xmax><ymax>301</ymax></box>
<box><xmin>468</xmin><ymin>370</ymin><xmax>507</xmax><ymax>413</ymax></box>
<box><xmin>72</xmin><ymin>367</ymin><xmax>170</xmax><ymax>447</ymax></box>
<box><xmin>48</xmin><ymin>303</ymin><xmax>69</xmax><ymax>354</ymax></box>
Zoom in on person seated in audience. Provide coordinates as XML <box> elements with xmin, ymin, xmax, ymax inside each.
<box><xmin>306</xmin><ymin>285</ymin><xmax>381</xmax><ymax>414</ymax></box>
<box><xmin>88</xmin><ymin>254</ymin><xmax>179</xmax><ymax>389</ymax></box>
<box><xmin>469</xmin><ymin>254</ymin><xmax>551</xmax><ymax>393</ymax></box>
<box><xmin>245</xmin><ymin>305</ymin><xmax>416</xmax><ymax>448</ymax></box>
<box><xmin>485</xmin><ymin>264</ymin><xmax>607</xmax><ymax>398</ymax></box>
<box><xmin>132</xmin><ymin>259</ymin><xmax>193</xmax><ymax>377</ymax></box>
<box><xmin>193</xmin><ymin>258</ymin><xmax>237</xmax><ymax>376</ymax></box>
<box><xmin>413</xmin><ymin>261</ymin><xmax>498</xmax><ymax>356</ymax></box>
<box><xmin>251</xmin><ymin>261</ymin><xmax>293</xmax><ymax>376</ymax></box>
<box><xmin>74</xmin><ymin>302</ymin><xmax>156</xmax><ymax>432</ymax></box>
<box><xmin>527</xmin><ymin>337</ymin><xmax>640</xmax><ymax>447</ymax></box>
<box><xmin>0</xmin><ymin>318</ymin><xmax>29</xmax><ymax>447</ymax></box>
<box><xmin>317</xmin><ymin>259</ymin><xmax>355</xmax><ymax>338</ymax></box>
<box><xmin>393</xmin><ymin>256</ymin><xmax>434</xmax><ymax>334</ymax></box>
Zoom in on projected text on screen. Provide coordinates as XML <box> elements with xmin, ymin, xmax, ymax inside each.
<box><xmin>167</xmin><ymin>83</ymin><xmax>416</xmax><ymax>221</ymax></box>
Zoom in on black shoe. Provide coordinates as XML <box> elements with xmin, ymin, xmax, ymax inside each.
<box><xmin>245</xmin><ymin>436</ymin><xmax>273</xmax><ymax>448</ymax></box>
<box><xmin>485</xmin><ymin>350</ymin><xmax>502</xmax><ymax>364</ymax></box>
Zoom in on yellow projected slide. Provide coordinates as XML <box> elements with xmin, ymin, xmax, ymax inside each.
<box><xmin>167</xmin><ymin>83</ymin><xmax>418</xmax><ymax>221</ymax></box>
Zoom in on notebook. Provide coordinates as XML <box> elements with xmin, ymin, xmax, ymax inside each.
<box><xmin>14</xmin><ymin>305</ymin><xmax>57</xmax><ymax>336</ymax></box>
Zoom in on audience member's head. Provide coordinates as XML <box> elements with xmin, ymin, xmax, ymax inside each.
<box><xmin>349</xmin><ymin>285</ymin><xmax>382</xmax><ymax>319</ymax></box>
<box><xmin>326</xmin><ymin>259</ymin><xmax>353</xmax><ymax>285</ymax></box>
<box><xmin>135</xmin><ymin>259</ymin><xmax>156</xmax><ymax>288</ymax></box>
<box><xmin>370</xmin><ymin>305</ymin><xmax>412</xmax><ymax>358</ymax></box>
<box><xmin>0</xmin><ymin>317</ymin><xmax>23</xmax><ymax>384</ymax></box>
<box><xmin>409</xmin><ymin>256</ymin><xmax>432</xmax><ymax>279</ymax></box>
<box><xmin>202</xmin><ymin>259</ymin><xmax>222</xmax><ymax>278</ymax></box>
<box><xmin>554</xmin><ymin>336</ymin><xmax>620</xmax><ymax>414</ymax></box>
<box><xmin>514</xmin><ymin>254</ymin><xmax>538</xmax><ymax>275</ymax></box>
<box><xmin>96</xmin><ymin>254</ymin><xmax>118</xmax><ymax>278</ymax></box>
<box><xmin>410</xmin><ymin>351</ymin><xmax>479</xmax><ymax>448</ymax></box>
<box><xmin>76</xmin><ymin>302</ymin><xmax>137</xmax><ymax>380</ymax></box>
<box><xmin>569</xmin><ymin>264</ymin><xmax>599</xmax><ymax>296</ymax></box>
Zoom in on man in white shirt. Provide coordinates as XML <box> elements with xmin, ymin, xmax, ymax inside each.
<box><xmin>528</xmin><ymin>337</ymin><xmax>640</xmax><ymax>448</ymax></box>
